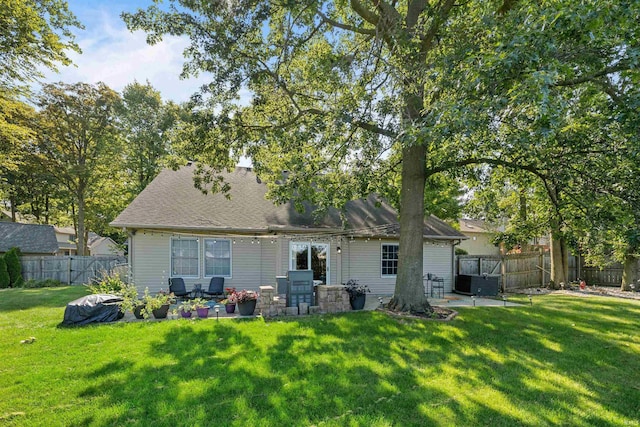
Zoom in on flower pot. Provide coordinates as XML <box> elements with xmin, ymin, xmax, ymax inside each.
<box><xmin>152</xmin><ymin>303</ymin><xmax>170</xmax><ymax>319</ymax></box>
<box><xmin>350</xmin><ymin>294</ymin><xmax>366</xmax><ymax>310</ymax></box>
<box><xmin>237</xmin><ymin>299</ymin><xmax>257</xmax><ymax>316</ymax></box>
<box><xmin>196</xmin><ymin>307</ymin><xmax>209</xmax><ymax>318</ymax></box>
<box><xmin>225</xmin><ymin>303</ymin><xmax>236</xmax><ymax>314</ymax></box>
<box><xmin>133</xmin><ymin>304</ymin><xmax>145</xmax><ymax>319</ymax></box>
<box><xmin>180</xmin><ymin>310</ymin><xmax>193</xmax><ymax>318</ymax></box>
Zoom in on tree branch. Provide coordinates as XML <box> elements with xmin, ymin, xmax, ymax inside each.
<box><xmin>350</xmin><ymin>0</ymin><xmax>380</xmax><ymax>26</ymax></box>
<box><xmin>421</xmin><ymin>0</ymin><xmax>456</xmax><ymax>53</ymax></box>
<box><xmin>554</xmin><ymin>63</ymin><xmax>630</xmax><ymax>87</ymax></box>
<box><xmin>426</xmin><ymin>157</ymin><xmax>548</xmax><ymax>181</ymax></box>
<box><xmin>349</xmin><ymin>118</ymin><xmax>397</xmax><ymax>138</ymax></box>
<box><xmin>317</xmin><ymin>11</ymin><xmax>376</xmax><ymax>35</ymax></box>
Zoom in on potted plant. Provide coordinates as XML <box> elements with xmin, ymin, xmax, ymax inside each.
<box><xmin>222</xmin><ymin>289</ymin><xmax>237</xmax><ymax>313</ymax></box>
<box><xmin>235</xmin><ymin>289</ymin><xmax>258</xmax><ymax>316</ymax></box>
<box><xmin>143</xmin><ymin>289</ymin><xmax>175</xmax><ymax>319</ymax></box>
<box><xmin>192</xmin><ymin>298</ymin><xmax>210</xmax><ymax>318</ymax></box>
<box><xmin>178</xmin><ymin>300</ymin><xmax>194</xmax><ymax>318</ymax></box>
<box><xmin>132</xmin><ymin>302</ymin><xmax>146</xmax><ymax>319</ymax></box>
<box><xmin>343</xmin><ymin>279</ymin><xmax>370</xmax><ymax>310</ymax></box>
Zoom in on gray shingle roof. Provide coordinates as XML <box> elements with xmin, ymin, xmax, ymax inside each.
<box><xmin>111</xmin><ymin>165</ymin><xmax>466</xmax><ymax>239</ymax></box>
<box><xmin>0</xmin><ymin>222</ymin><xmax>59</xmax><ymax>254</ymax></box>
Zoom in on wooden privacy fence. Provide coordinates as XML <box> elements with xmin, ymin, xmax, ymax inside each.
<box><xmin>457</xmin><ymin>253</ymin><xmax>631</xmax><ymax>290</ymax></box>
<box><xmin>21</xmin><ymin>256</ymin><xmax>127</xmax><ymax>285</ymax></box>
<box><xmin>458</xmin><ymin>253</ymin><xmax>578</xmax><ymax>291</ymax></box>
<box><xmin>580</xmin><ymin>264</ymin><xmax>625</xmax><ymax>287</ymax></box>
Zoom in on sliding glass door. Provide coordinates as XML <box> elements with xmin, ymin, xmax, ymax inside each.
<box><xmin>289</xmin><ymin>242</ymin><xmax>329</xmax><ymax>284</ymax></box>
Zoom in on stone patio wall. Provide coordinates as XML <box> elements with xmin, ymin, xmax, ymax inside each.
<box><xmin>257</xmin><ymin>284</ymin><xmax>352</xmax><ymax>317</ymax></box>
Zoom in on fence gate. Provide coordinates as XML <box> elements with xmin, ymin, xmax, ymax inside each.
<box><xmin>457</xmin><ymin>256</ymin><xmax>502</xmax><ymax>276</ymax></box>
<box><xmin>20</xmin><ymin>256</ymin><xmax>127</xmax><ymax>285</ymax></box>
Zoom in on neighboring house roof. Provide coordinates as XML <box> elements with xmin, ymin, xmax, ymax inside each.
<box><xmin>54</xmin><ymin>226</ymin><xmax>75</xmax><ymax>236</ymax></box>
<box><xmin>0</xmin><ymin>222</ymin><xmax>59</xmax><ymax>254</ymax></box>
<box><xmin>459</xmin><ymin>219</ymin><xmax>500</xmax><ymax>234</ymax></box>
<box><xmin>112</xmin><ymin>165</ymin><xmax>466</xmax><ymax>240</ymax></box>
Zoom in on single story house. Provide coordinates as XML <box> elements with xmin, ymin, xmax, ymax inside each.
<box><xmin>111</xmin><ymin>165</ymin><xmax>467</xmax><ymax>295</ymax></box>
<box><xmin>88</xmin><ymin>235</ymin><xmax>124</xmax><ymax>257</ymax></box>
<box><xmin>0</xmin><ymin>222</ymin><xmax>59</xmax><ymax>256</ymax></box>
<box><xmin>54</xmin><ymin>226</ymin><xmax>123</xmax><ymax>257</ymax></box>
<box><xmin>457</xmin><ymin>219</ymin><xmax>501</xmax><ymax>255</ymax></box>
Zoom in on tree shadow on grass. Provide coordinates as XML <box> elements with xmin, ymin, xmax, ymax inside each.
<box><xmin>73</xmin><ymin>297</ymin><xmax>640</xmax><ymax>426</ymax></box>
<box><xmin>0</xmin><ymin>286</ymin><xmax>88</xmax><ymax>313</ymax></box>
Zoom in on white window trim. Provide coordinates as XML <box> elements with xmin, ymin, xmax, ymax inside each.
<box><xmin>170</xmin><ymin>237</ymin><xmax>200</xmax><ymax>278</ymax></box>
<box><xmin>203</xmin><ymin>238</ymin><xmax>233</xmax><ymax>279</ymax></box>
<box><xmin>381</xmin><ymin>242</ymin><xmax>399</xmax><ymax>278</ymax></box>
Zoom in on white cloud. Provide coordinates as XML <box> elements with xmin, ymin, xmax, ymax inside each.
<box><xmin>42</xmin><ymin>7</ymin><xmax>210</xmax><ymax>102</ymax></box>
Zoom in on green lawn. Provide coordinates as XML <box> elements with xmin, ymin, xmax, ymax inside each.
<box><xmin>1</xmin><ymin>287</ymin><xmax>638</xmax><ymax>426</ymax></box>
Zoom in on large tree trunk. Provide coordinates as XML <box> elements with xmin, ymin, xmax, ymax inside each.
<box><xmin>621</xmin><ymin>253</ymin><xmax>638</xmax><ymax>291</ymax></box>
<box><xmin>549</xmin><ymin>230</ymin><xmax>569</xmax><ymax>288</ymax></box>
<box><xmin>388</xmin><ymin>143</ymin><xmax>431</xmax><ymax>313</ymax></box>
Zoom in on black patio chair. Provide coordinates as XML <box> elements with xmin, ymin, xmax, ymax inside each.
<box><xmin>169</xmin><ymin>277</ymin><xmax>190</xmax><ymax>300</ymax></box>
<box><xmin>204</xmin><ymin>277</ymin><xmax>225</xmax><ymax>300</ymax></box>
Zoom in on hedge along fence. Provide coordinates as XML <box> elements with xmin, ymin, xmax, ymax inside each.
<box><xmin>20</xmin><ymin>256</ymin><xmax>127</xmax><ymax>285</ymax></box>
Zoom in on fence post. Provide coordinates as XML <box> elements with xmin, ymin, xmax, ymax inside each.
<box><xmin>500</xmin><ymin>256</ymin><xmax>506</xmax><ymax>292</ymax></box>
<box><xmin>539</xmin><ymin>253</ymin><xmax>544</xmax><ymax>287</ymax></box>
<box><xmin>67</xmin><ymin>257</ymin><xmax>71</xmax><ymax>285</ymax></box>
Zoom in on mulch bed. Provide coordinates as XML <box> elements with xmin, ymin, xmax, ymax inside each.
<box><xmin>514</xmin><ymin>286</ymin><xmax>640</xmax><ymax>301</ymax></box>
<box><xmin>377</xmin><ymin>306</ymin><xmax>458</xmax><ymax>322</ymax></box>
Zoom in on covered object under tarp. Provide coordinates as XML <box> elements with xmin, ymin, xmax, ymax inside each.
<box><xmin>62</xmin><ymin>294</ymin><xmax>124</xmax><ymax>326</ymax></box>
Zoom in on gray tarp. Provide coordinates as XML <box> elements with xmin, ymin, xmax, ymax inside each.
<box><xmin>62</xmin><ymin>294</ymin><xmax>124</xmax><ymax>326</ymax></box>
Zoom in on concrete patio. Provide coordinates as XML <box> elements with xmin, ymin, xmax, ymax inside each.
<box><xmin>120</xmin><ymin>292</ymin><xmax>522</xmax><ymax>322</ymax></box>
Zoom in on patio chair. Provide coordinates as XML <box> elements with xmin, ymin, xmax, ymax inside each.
<box><xmin>427</xmin><ymin>273</ymin><xmax>445</xmax><ymax>299</ymax></box>
<box><xmin>169</xmin><ymin>277</ymin><xmax>190</xmax><ymax>300</ymax></box>
<box><xmin>204</xmin><ymin>277</ymin><xmax>225</xmax><ymax>300</ymax></box>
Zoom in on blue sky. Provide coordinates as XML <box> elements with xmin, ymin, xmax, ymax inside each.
<box><xmin>43</xmin><ymin>0</ymin><xmax>210</xmax><ymax>102</ymax></box>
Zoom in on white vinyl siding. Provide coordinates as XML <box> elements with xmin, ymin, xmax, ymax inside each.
<box><xmin>131</xmin><ymin>232</ymin><xmax>172</xmax><ymax>292</ymax></box>
<box><xmin>171</xmin><ymin>238</ymin><xmax>199</xmax><ymax>277</ymax></box>
<box><xmin>341</xmin><ymin>239</ymin><xmax>454</xmax><ymax>294</ymax></box>
<box><xmin>423</xmin><ymin>242</ymin><xmax>454</xmax><ymax>293</ymax></box>
<box><xmin>129</xmin><ymin>232</ymin><xmax>454</xmax><ymax>295</ymax></box>
<box><xmin>342</xmin><ymin>239</ymin><xmax>397</xmax><ymax>294</ymax></box>
<box><xmin>203</xmin><ymin>239</ymin><xmax>231</xmax><ymax>277</ymax></box>
<box><xmin>381</xmin><ymin>243</ymin><xmax>399</xmax><ymax>277</ymax></box>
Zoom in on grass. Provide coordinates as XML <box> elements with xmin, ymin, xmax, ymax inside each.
<box><xmin>0</xmin><ymin>287</ymin><xmax>639</xmax><ymax>426</ymax></box>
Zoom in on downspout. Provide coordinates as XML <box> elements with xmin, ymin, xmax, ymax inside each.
<box><xmin>127</xmin><ymin>229</ymin><xmax>135</xmax><ymax>285</ymax></box>
<box><xmin>452</xmin><ymin>239</ymin><xmax>461</xmax><ymax>293</ymax></box>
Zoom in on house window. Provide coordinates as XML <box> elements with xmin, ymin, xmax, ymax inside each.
<box><xmin>204</xmin><ymin>239</ymin><xmax>231</xmax><ymax>277</ymax></box>
<box><xmin>381</xmin><ymin>243</ymin><xmax>399</xmax><ymax>277</ymax></box>
<box><xmin>171</xmin><ymin>238</ymin><xmax>199</xmax><ymax>277</ymax></box>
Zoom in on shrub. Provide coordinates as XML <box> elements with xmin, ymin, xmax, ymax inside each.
<box><xmin>0</xmin><ymin>257</ymin><xmax>10</xmax><ymax>288</ymax></box>
<box><xmin>455</xmin><ymin>247</ymin><xmax>468</xmax><ymax>255</ymax></box>
<box><xmin>21</xmin><ymin>279</ymin><xmax>65</xmax><ymax>288</ymax></box>
<box><xmin>87</xmin><ymin>271</ymin><xmax>139</xmax><ymax>312</ymax></box>
<box><xmin>4</xmin><ymin>247</ymin><xmax>23</xmax><ymax>288</ymax></box>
